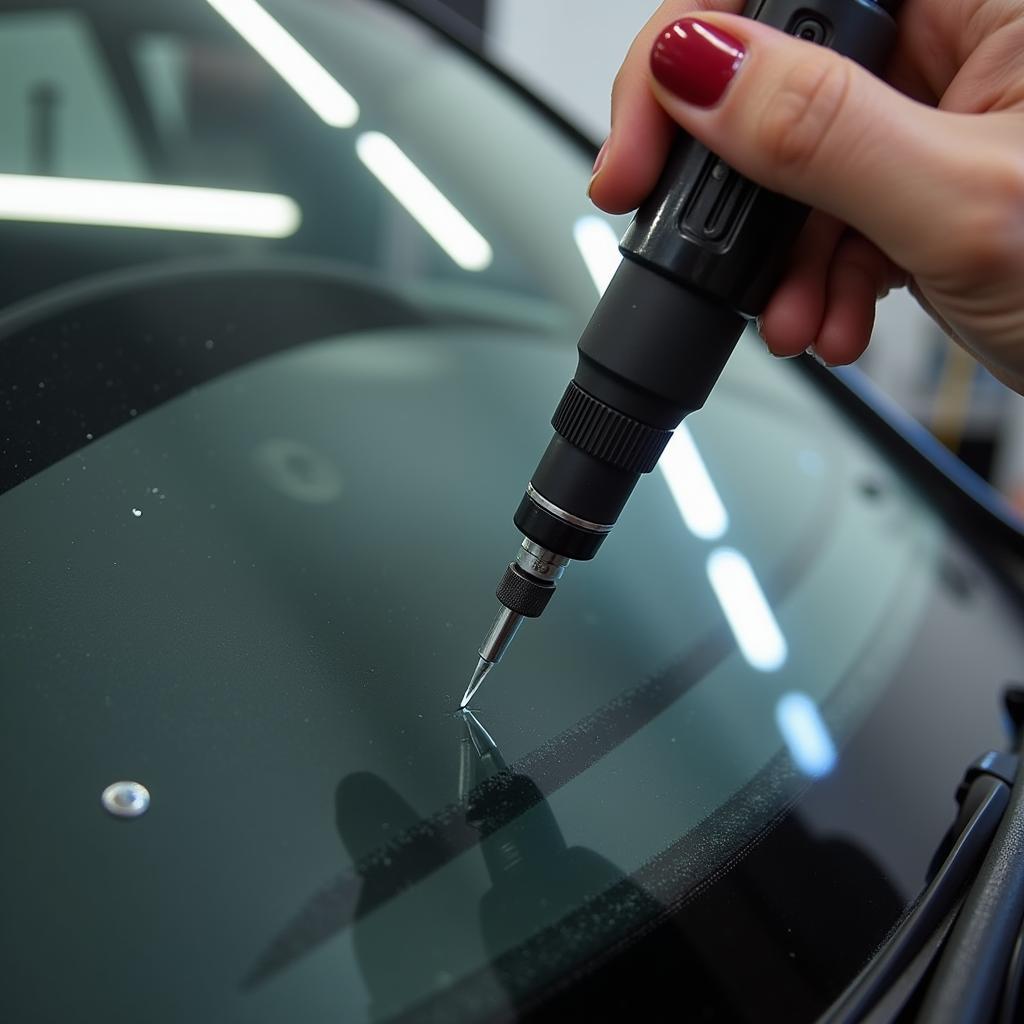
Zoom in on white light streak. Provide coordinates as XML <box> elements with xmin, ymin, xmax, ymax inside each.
<box><xmin>0</xmin><ymin>174</ymin><xmax>300</xmax><ymax>237</ymax></box>
<box><xmin>706</xmin><ymin>547</ymin><xmax>787</xmax><ymax>672</ymax></box>
<box><xmin>205</xmin><ymin>0</ymin><xmax>359</xmax><ymax>127</ymax></box>
<box><xmin>572</xmin><ymin>215</ymin><xmax>621</xmax><ymax>294</ymax></box>
<box><xmin>775</xmin><ymin>692</ymin><xmax>837</xmax><ymax>777</ymax></box>
<box><xmin>660</xmin><ymin>424</ymin><xmax>729</xmax><ymax>540</ymax></box>
<box><xmin>356</xmin><ymin>132</ymin><xmax>493</xmax><ymax>271</ymax></box>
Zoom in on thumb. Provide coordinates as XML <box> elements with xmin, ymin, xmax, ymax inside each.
<box><xmin>647</xmin><ymin>15</ymin><xmax>961</xmax><ymax>272</ymax></box>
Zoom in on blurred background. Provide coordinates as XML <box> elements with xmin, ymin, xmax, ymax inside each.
<box><xmin>2</xmin><ymin>0</ymin><xmax>1022</xmax><ymax>511</ymax></box>
<box><xmin>435</xmin><ymin>0</ymin><xmax>1024</xmax><ymax>513</ymax></box>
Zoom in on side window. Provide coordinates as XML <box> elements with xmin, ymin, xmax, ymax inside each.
<box><xmin>0</xmin><ymin>10</ymin><xmax>142</xmax><ymax>179</ymax></box>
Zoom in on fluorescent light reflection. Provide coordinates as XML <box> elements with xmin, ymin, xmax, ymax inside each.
<box><xmin>0</xmin><ymin>174</ymin><xmax>300</xmax><ymax>237</ymax></box>
<box><xmin>573</xmin><ymin>215</ymin><xmax>621</xmax><ymax>294</ymax></box>
<box><xmin>660</xmin><ymin>425</ymin><xmax>729</xmax><ymax>540</ymax></box>
<box><xmin>356</xmin><ymin>132</ymin><xmax>493</xmax><ymax>271</ymax></box>
<box><xmin>205</xmin><ymin>0</ymin><xmax>359</xmax><ymax>127</ymax></box>
<box><xmin>775</xmin><ymin>692</ymin><xmax>837</xmax><ymax>777</ymax></box>
<box><xmin>706</xmin><ymin>547</ymin><xmax>787</xmax><ymax>671</ymax></box>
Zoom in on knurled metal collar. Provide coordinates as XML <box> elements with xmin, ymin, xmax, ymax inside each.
<box><xmin>496</xmin><ymin>562</ymin><xmax>555</xmax><ymax>618</ymax></box>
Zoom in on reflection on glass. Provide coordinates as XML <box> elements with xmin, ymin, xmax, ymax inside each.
<box><xmin>660</xmin><ymin>424</ymin><xmax>729</xmax><ymax>541</ymax></box>
<box><xmin>706</xmin><ymin>547</ymin><xmax>787</xmax><ymax>671</ymax></box>
<box><xmin>356</xmin><ymin>132</ymin><xmax>493</xmax><ymax>272</ymax></box>
<box><xmin>283</xmin><ymin>710</ymin><xmax>661</xmax><ymax>1019</ymax></box>
<box><xmin>457</xmin><ymin>712</ymin><xmax>659</xmax><ymax>1015</ymax></box>
<box><xmin>0</xmin><ymin>174</ymin><xmax>300</xmax><ymax>236</ymax></box>
<box><xmin>459</xmin><ymin>708</ymin><xmax>503</xmax><ymax>804</ymax></box>
<box><xmin>775</xmin><ymin>692</ymin><xmax>838</xmax><ymax>777</ymax></box>
<box><xmin>572</xmin><ymin>214</ymin><xmax>620</xmax><ymax>295</ymax></box>
<box><xmin>205</xmin><ymin>0</ymin><xmax>360</xmax><ymax>127</ymax></box>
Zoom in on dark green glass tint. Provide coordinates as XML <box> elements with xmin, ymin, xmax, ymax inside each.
<box><xmin>2</xmin><ymin>2</ymin><xmax>1024</xmax><ymax>1022</ymax></box>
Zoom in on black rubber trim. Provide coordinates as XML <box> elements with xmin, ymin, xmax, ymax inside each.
<box><xmin>551</xmin><ymin>381</ymin><xmax>672</xmax><ymax>475</ymax></box>
<box><xmin>820</xmin><ymin>773</ymin><xmax>1011</xmax><ymax>1023</ymax></box>
<box><xmin>919</xmin><ymin>744</ymin><xmax>1024</xmax><ymax>1021</ymax></box>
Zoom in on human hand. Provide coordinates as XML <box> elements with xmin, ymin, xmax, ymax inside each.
<box><xmin>588</xmin><ymin>0</ymin><xmax>1024</xmax><ymax>394</ymax></box>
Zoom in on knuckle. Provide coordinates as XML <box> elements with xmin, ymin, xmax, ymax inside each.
<box><xmin>958</xmin><ymin>157</ymin><xmax>1024</xmax><ymax>273</ymax></box>
<box><xmin>756</xmin><ymin>59</ymin><xmax>852</xmax><ymax>174</ymax></box>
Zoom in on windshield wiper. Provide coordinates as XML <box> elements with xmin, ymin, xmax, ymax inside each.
<box><xmin>822</xmin><ymin>688</ymin><xmax>1024</xmax><ymax>1023</ymax></box>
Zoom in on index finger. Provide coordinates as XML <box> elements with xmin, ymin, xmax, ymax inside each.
<box><xmin>589</xmin><ymin>0</ymin><xmax>746</xmax><ymax>214</ymax></box>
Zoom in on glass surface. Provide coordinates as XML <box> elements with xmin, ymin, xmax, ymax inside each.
<box><xmin>2</xmin><ymin>2</ymin><xmax>1024</xmax><ymax>1023</ymax></box>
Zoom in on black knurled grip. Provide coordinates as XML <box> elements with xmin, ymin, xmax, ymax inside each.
<box><xmin>496</xmin><ymin>563</ymin><xmax>555</xmax><ymax>618</ymax></box>
<box><xmin>551</xmin><ymin>381</ymin><xmax>672</xmax><ymax>475</ymax></box>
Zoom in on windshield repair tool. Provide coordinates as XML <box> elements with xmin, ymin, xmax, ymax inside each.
<box><xmin>462</xmin><ymin>0</ymin><xmax>899</xmax><ymax>709</ymax></box>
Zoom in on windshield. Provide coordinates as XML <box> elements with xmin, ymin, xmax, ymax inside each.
<box><xmin>3</xmin><ymin>2</ymin><xmax>1024</xmax><ymax>1022</ymax></box>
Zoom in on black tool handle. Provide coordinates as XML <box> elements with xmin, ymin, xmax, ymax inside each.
<box><xmin>621</xmin><ymin>0</ymin><xmax>898</xmax><ymax>316</ymax></box>
<box><xmin>514</xmin><ymin>0</ymin><xmax>900</xmax><ymax>561</ymax></box>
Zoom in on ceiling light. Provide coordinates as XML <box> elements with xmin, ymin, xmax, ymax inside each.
<box><xmin>660</xmin><ymin>424</ymin><xmax>729</xmax><ymax>540</ymax></box>
<box><xmin>573</xmin><ymin>215</ymin><xmax>621</xmax><ymax>294</ymax></box>
<box><xmin>356</xmin><ymin>132</ymin><xmax>492</xmax><ymax>271</ymax></box>
<box><xmin>206</xmin><ymin>0</ymin><xmax>359</xmax><ymax>127</ymax></box>
<box><xmin>706</xmin><ymin>547</ymin><xmax>787</xmax><ymax>671</ymax></box>
<box><xmin>0</xmin><ymin>174</ymin><xmax>300</xmax><ymax>237</ymax></box>
<box><xmin>775</xmin><ymin>692</ymin><xmax>837</xmax><ymax>777</ymax></box>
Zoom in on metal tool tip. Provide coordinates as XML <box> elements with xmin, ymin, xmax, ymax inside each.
<box><xmin>460</xmin><ymin>657</ymin><xmax>493</xmax><ymax>709</ymax></box>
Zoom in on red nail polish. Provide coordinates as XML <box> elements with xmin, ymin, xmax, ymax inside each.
<box><xmin>650</xmin><ymin>18</ymin><xmax>746</xmax><ymax>108</ymax></box>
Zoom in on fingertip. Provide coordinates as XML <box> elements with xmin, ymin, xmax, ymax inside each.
<box><xmin>587</xmin><ymin>172</ymin><xmax>648</xmax><ymax>215</ymax></box>
<box><xmin>593</xmin><ymin>56</ymin><xmax>677</xmax><ymax>213</ymax></box>
<box><xmin>592</xmin><ymin>0</ymin><xmax>747</xmax><ymax>213</ymax></box>
<box><xmin>760</xmin><ymin>276</ymin><xmax>826</xmax><ymax>357</ymax></box>
<box><xmin>587</xmin><ymin>117</ymin><xmax>675</xmax><ymax>214</ymax></box>
<box><xmin>758</xmin><ymin>213</ymin><xmax>842</xmax><ymax>356</ymax></box>
<box><xmin>586</xmin><ymin>137</ymin><xmax>610</xmax><ymax>198</ymax></box>
<box><xmin>813</xmin><ymin>239</ymin><xmax>884</xmax><ymax>365</ymax></box>
<box><xmin>812</xmin><ymin>311</ymin><xmax>873</xmax><ymax>367</ymax></box>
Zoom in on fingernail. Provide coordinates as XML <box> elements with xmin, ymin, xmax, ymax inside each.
<box><xmin>587</xmin><ymin>137</ymin><xmax>609</xmax><ymax>197</ymax></box>
<box><xmin>805</xmin><ymin>345</ymin><xmax>832</xmax><ymax>368</ymax></box>
<box><xmin>650</xmin><ymin>18</ymin><xmax>746</xmax><ymax>108</ymax></box>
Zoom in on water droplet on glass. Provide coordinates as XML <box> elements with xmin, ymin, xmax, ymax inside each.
<box><xmin>101</xmin><ymin>780</ymin><xmax>150</xmax><ymax>818</ymax></box>
<box><xmin>131</xmin><ymin>508</ymin><xmax>142</xmax><ymax>518</ymax></box>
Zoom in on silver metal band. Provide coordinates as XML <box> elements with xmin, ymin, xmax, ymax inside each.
<box><xmin>516</xmin><ymin>538</ymin><xmax>569</xmax><ymax>582</ymax></box>
<box><xmin>526</xmin><ymin>483</ymin><xmax>614</xmax><ymax>534</ymax></box>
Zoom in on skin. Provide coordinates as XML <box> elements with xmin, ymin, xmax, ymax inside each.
<box><xmin>588</xmin><ymin>0</ymin><xmax>1024</xmax><ymax>395</ymax></box>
